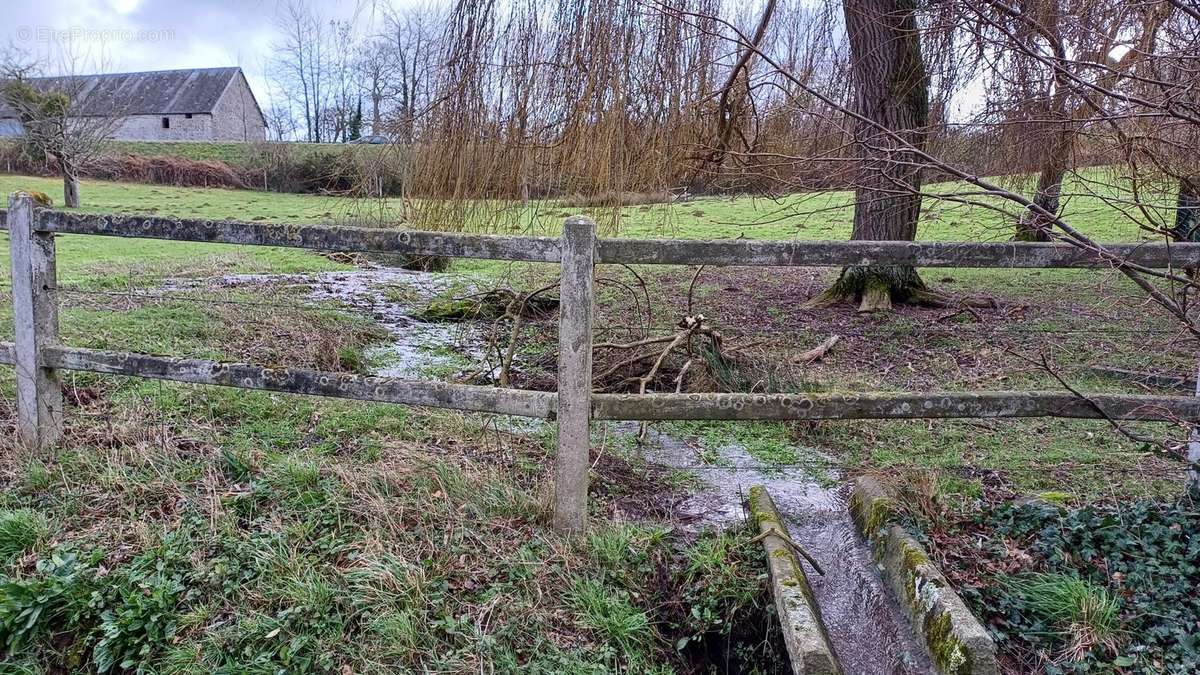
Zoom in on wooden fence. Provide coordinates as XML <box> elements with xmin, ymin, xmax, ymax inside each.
<box><xmin>3</xmin><ymin>193</ymin><xmax>1200</xmax><ymax>533</ymax></box>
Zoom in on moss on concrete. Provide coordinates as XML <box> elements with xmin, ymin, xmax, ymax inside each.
<box><xmin>747</xmin><ymin>485</ymin><xmax>842</xmax><ymax>675</ymax></box>
<box><xmin>924</xmin><ymin>612</ymin><xmax>972</xmax><ymax>674</ymax></box>
<box><xmin>848</xmin><ymin>476</ymin><xmax>897</xmax><ymax>536</ymax></box>
<box><xmin>747</xmin><ymin>485</ymin><xmax>782</xmax><ymax>529</ymax></box>
<box><xmin>849</xmin><ymin>478</ymin><xmax>1001</xmax><ymax>675</ymax></box>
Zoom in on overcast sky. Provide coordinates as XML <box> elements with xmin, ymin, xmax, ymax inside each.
<box><xmin>3</xmin><ymin>0</ymin><xmax>405</xmax><ymax>111</ymax></box>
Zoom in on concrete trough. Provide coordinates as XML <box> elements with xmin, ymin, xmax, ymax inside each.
<box><xmin>747</xmin><ymin>485</ymin><xmax>842</xmax><ymax>675</ymax></box>
<box><xmin>848</xmin><ymin>477</ymin><xmax>1001</xmax><ymax>675</ymax></box>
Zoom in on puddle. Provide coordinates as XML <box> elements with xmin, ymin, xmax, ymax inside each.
<box><xmin>625</xmin><ymin>423</ymin><xmax>933</xmax><ymax>675</ymax></box>
<box><xmin>163</xmin><ymin>267</ymin><xmax>488</xmax><ymax>379</ymax></box>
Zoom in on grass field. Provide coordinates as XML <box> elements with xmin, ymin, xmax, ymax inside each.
<box><xmin>0</xmin><ymin>172</ymin><xmax>1193</xmax><ymax>672</ymax></box>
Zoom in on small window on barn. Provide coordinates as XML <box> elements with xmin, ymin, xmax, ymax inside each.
<box><xmin>185</xmin><ymin>113</ymin><xmax>193</xmax><ymax>119</ymax></box>
<box><xmin>161</xmin><ymin>117</ymin><xmax>170</xmax><ymax>129</ymax></box>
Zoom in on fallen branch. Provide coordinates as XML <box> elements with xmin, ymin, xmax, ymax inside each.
<box><xmin>747</xmin><ymin>524</ymin><xmax>825</xmax><ymax>576</ymax></box>
<box><xmin>795</xmin><ymin>335</ymin><xmax>840</xmax><ymax>364</ymax></box>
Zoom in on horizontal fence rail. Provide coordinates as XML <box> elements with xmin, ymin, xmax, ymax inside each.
<box><xmin>35</xmin><ymin>211</ymin><xmax>564</xmax><ymax>262</ymax></box>
<box><xmin>2</xmin><ymin>342</ymin><xmax>1193</xmax><ymax>423</ymax></box>
<box><xmin>39</xmin><ymin>345</ymin><xmax>556</xmax><ymax>418</ymax></box>
<box><xmin>591</xmin><ymin>391</ymin><xmax>1200</xmax><ymax>421</ymax></box>
<box><xmin>4</xmin><ymin>208</ymin><xmax>1200</xmax><ymax>268</ymax></box>
<box><xmin>3</xmin><ymin>197</ymin><xmax>1199</xmax><ymax>533</ymax></box>
<box><xmin>595</xmin><ymin>239</ymin><xmax>1200</xmax><ymax>268</ymax></box>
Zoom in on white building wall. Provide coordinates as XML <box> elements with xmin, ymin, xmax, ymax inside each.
<box><xmin>0</xmin><ymin>76</ymin><xmax>267</xmax><ymax>143</ymax></box>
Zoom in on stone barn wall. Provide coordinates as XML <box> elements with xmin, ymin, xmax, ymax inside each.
<box><xmin>112</xmin><ymin>114</ymin><xmax>215</xmax><ymax>141</ymax></box>
<box><xmin>211</xmin><ymin>74</ymin><xmax>267</xmax><ymax>142</ymax></box>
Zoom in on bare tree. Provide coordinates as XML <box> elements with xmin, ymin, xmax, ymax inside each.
<box><xmin>271</xmin><ymin>0</ymin><xmax>333</xmax><ymax>143</ymax></box>
<box><xmin>1</xmin><ymin>49</ymin><xmax>123</xmax><ymax>208</ymax></box>
<box><xmin>384</xmin><ymin>4</ymin><xmax>442</xmax><ymax>143</ymax></box>
<box><xmin>355</xmin><ymin>36</ymin><xmax>395</xmax><ymax>136</ymax></box>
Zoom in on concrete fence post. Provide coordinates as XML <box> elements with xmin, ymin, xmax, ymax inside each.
<box><xmin>8</xmin><ymin>193</ymin><xmax>62</xmax><ymax>452</ymax></box>
<box><xmin>553</xmin><ymin>216</ymin><xmax>596</xmax><ymax>534</ymax></box>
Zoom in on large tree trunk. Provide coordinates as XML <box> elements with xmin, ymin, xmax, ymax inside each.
<box><xmin>1015</xmin><ymin>164</ymin><xmax>1066</xmax><ymax>242</ymax></box>
<box><xmin>1174</xmin><ymin>178</ymin><xmax>1200</xmax><ymax>242</ymax></box>
<box><xmin>809</xmin><ymin>0</ymin><xmax>930</xmax><ymax>312</ymax></box>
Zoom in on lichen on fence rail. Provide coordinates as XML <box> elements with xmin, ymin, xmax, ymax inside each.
<box><xmin>3</xmin><ymin>341</ymin><xmax>1197</xmax><ymax>423</ymax></box>
<box><xmin>34</xmin><ymin>210</ymin><xmax>563</xmax><ymax>262</ymax></box>
<box><xmin>32</xmin><ymin>344</ymin><xmax>557</xmax><ymax>419</ymax></box>
<box><xmin>590</xmin><ymin>391</ymin><xmax>1200</xmax><ymax>422</ymax></box>
<box><xmin>9</xmin><ymin>207</ymin><xmax>1200</xmax><ymax>268</ymax></box>
<box><xmin>596</xmin><ymin>238</ymin><xmax>1200</xmax><ymax>268</ymax></box>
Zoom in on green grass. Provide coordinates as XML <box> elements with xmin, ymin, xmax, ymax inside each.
<box><xmin>0</xmin><ymin>168</ymin><xmax>1188</xmax><ymax>668</ymax></box>
<box><xmin>0</xmin><ymin>165</ymin><xmax>1163</xmax><ymax>242</ymax></box>
<box><xmin>103</xmin><ymin>140</ymin><xmax>378</xmax><ymax>165</ymax></box>
<box><xmin>0</xmin><ymin>510</ymin><xmax>47</xmax><ymax>563</ymax></box>
<box><xmin>1000</xmin><ymin>571</ymin><xmax>1122</xmax><ymax>663</ymax></box>
<box><xmin>1005</xmin><ymin>573</ymin><xmax>1119</xmax><ymax>637</ymax></box>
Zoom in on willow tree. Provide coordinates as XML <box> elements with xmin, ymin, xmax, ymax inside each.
<box><xmin>960</xmin><ymin>0</ymin><xmax>1143</xmax><ymax>242</ymax></box>
<box><xmin>807</xmin><ymin>0</ymin><xmax>931</xmax><ymax>311</ymax></box>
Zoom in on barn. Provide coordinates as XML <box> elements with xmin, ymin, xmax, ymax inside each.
<box><xmin>0</xmin><ymin>67</ymin><xmax>267</xmax><ymax>142</ymax></box>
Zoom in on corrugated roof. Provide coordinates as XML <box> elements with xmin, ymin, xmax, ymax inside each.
<box><xmin>0</xmin><ymin>67</ymin><xmax>245</xmax><ymax>118</ymax></box>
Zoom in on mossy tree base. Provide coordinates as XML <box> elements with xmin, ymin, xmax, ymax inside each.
<box><xmin>803</xmin><ymin>265</ymin><xmax>930</xmax><ymax>313</ymax></box>
<box><xmin>1013</xmin><ymin>225</ymin><xmax>1052</xmax><ymax>243</ymax></box>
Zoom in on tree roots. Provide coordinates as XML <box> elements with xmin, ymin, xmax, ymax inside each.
<box><xmin>804</xmin><ymin>265</ymin><xmax>999</xmax><ymax>312</ymax></box>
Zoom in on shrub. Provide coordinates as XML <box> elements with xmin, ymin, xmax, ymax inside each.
<box><xmin>89</xmin><ymin>154</ymin><xmax>247</xmax><ymax>189</ymax></box>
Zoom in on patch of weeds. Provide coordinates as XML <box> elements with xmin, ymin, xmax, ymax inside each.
<box><xmin>963</xmin><ymin>496</ymin><xmax>1200</xmax><ymax>673</ymax></box>
<box><xmin>0</xmin><ymin>511</ymin><xmax>48</xmax><ymax>564</ymax></box>
<box><xmin>566</xmin><ymin>577</ymin><xmax>656</xmax><ymax>664</ymax></box>
<box><xmin>0</xmin><ymin>549</ymin><xmax>101</xmax><ymax>653</ymax></box>
<box><xmin>702</xmin><ymin>346</ymin><xmax>824</xmax><ymax>395</ymax></box>
<box><xmin>219</xmin><ymin>446</ymin><xmax>254</xmax><ymax>482</ymax></box>
<box><xmin>20</xmin><ymin>461</ymin><xmax>52</xmax><ymax>494</ymax></box>
<box><xmin>663</xmin><ymin>527</ymin><xmax>789</xmax><ymax>674</ymax></box>
<box><xmin>586</xmin><ymin>523</ymin><xmax>666</xmax><ymax>575</ymax></box>
<box><xmin>381</xmin><ymin>284</ymin><xmax>420</xmax><ymax>305</ymax></box>
<box><xmin>92</xmin><ymin>532</ymin><xmax>197</xmax><ymax>673</ymax></box>
<box><xmin>262</xmin><ymin>456</ymin><xmax>335</xmax><ymax>511</ymax></box>
<box><xmin>336</xmin><ymin>345</ymin><xmax>367</xmax><ymax>374</ymax></box>
<box><xmin>1002</xmin><ymin>573</ymin><xmax>1120</xmax><ymax>660</ymax></box>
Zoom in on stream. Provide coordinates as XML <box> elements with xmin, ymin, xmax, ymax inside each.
<box><xmin>166</xmin><ymin>266</ymin><xmax>489</xmax><ymax>379</ymax></box>
<box><xmin>628</xmin><ymin>424</ymin><xmax>934</xmax><ymax>675</ymax></box>
<box><xmin>171</xmin><ymin>265</ymin><xmax>933</xmax><ymax>674</ymax></box>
